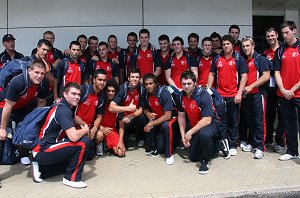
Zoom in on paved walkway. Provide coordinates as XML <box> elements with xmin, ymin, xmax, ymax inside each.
<box><xmin>1</xmin><ymin>146</ymin><xmax>300</xmax><ymax>198</ymax></box>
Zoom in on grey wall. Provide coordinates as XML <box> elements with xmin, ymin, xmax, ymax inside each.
<box><xmin>0</xmin><ymin>0</ymin><xmax>252</xmax><ymax>55</ymax></box>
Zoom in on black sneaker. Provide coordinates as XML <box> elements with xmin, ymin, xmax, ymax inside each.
<box><xmin>220</xmin><ymin>139</ymin><xmax>230</xmax><ymax>159</ymax></box>
<box><xmin>149</xmin><ymin>150</ymin><xmax>159</xmax><ymax>157</ymax></box>
<box><xmin>198</xmin><ymin>160</ymin><xmax>209</xmax><ymax>175</ymax></box>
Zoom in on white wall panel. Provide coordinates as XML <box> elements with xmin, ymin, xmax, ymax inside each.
<box><xmin>1</xmin><ymin>0</ymin><xmax>253</xmax><ymax>54</ymax></box>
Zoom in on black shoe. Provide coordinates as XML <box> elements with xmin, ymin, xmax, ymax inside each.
<box><xmin>198</xmin><ymin>160</ymin><xmax>209</xmax><ymax>175</ymax></box>
<box><xmin>219</xmin><ymin>139</ymin><xmax>230</xmax><ymax>159</ymax></box>
<box><xmin>149</xmin><ymin>150</ymin><xmax>159</xmax><ymax>157</ymax></box>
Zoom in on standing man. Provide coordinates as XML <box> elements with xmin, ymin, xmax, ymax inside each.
<box><xmin>130</xmin><ymin>29</ymin><xmax>162</xmax><ymax>83</ymax></box>
<box><xmin>32</xmin><ymin>31</ymin><xmax>63</xmax><ymax>68</ymax></box>
<box><xmin>274</xmin><ymin>20</ymin><xmax>300</xmax><ymax>161</ymax></box>
<box><xmin>210</xmin><ymin>32</ymin><xmax>223</xmax><ymax>54</ymax></box>
<box><xmin>197</xmin><ymin>37</ymin><xmax>215</xmax><ymax>87</ymax></box>
<box><xmin>54</xmin><ymin>41</ymin><xmax>85</xmax><ymax>100</ymax></box>
<box><xmin>165</xmin><ymin>36</ymin><xmax>198</xmax><ymax>91</ymax></box>
<box><xmin>119</xmin><ymin>32</ymin><xmax>138</xmax><ymax>84</ymax></box>
<box><xmin>157</xmin><ymin>34</ymin><xmax>173</xmax><ymax>85</ymax></box>
<box><xmin>109</xmin><ymin>68</ymin><xmax>146</xmax><ymax>147</ymax></box>
<box><xmin>241</xmin><ymin>36</ymin><xmax>270</xmax><ymax>159</ymax></box>
<box><xmin>0</xmin><ymin>34</ymin><xmax>24</xmax><ymax>67</ymax></box>
<box><xmin>208</xmin><ymin>35</ymin><xmax>248</xmax><ymax>156</ymax></box>
<box><xmin>89</xmin><ymin>42</ymin><xmax>119</xmax><ymax>84</ymax></box>
<box><xmin>186</xmin><ymin>33</ymin><xmax>202</xmax><ymax>58</ymax></box>
<box><xmin>263</xmin><ymin>28</ymin><xmax>285</xmax><ymax>152</ymax></box>
<box><xmin>107</xmin><ymin>34</ymin><xmax>120</xmax><ymax>63</ymax></box>
<box><xmin>32</xmin><ymin>82</ymin><xmax>91</xmax><ymax>188</ymax></box>
<box><xmin>178</xmin><ymin>70</ymin><xmax>219</xmax><ymax>174</ymax></box>
<box><xmin>142</xmin><ymin>73</ymin><xmax>179</xmax><ymax>165</ymax></box>
<box><xmin>83</xmin><ymin>36</ymin><xmax>99</xmax><ymax>66</ymax></box>
<box><xmin>229</xmin><ymin>25</ymin><xmax>242</xmax><ymax>53</ymax></box>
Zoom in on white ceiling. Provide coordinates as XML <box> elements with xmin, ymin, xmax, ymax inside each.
<box><xmin>253</xmin><ymin>0</ymin><xmax>300</xmax><ymax>11</ymax></box>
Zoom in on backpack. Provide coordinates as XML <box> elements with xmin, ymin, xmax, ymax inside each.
<box><xmin>12</xmin><ymin>103</ymin><xmax>62</xmax><ymax>149</ymax></box>
<box><xmin>0</xmin><ymin>57</ymin><xmax>34</xmax><ymax>91</ymax></box>
<box><xmin>145</xmin><ymin>85</ymin><xmax>180</xmax><ymax>109</ymax></box>
<box><xmin>179</xmin><ymin>87</ymin><xmax>226</xmax><ymax>119</ymax></box>
<box><xmin>0</xmin><ymin>128</ymin><xmax>20</xmax><ymax>165</ymax></box>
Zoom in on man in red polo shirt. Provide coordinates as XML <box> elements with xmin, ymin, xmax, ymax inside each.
<box><xmin>157</xmin><ymin>34</ymin><xmax>173</xmax><ymax>85</ymax></box>
<box><xmin>241</xmin><ymin>36</ymin><xmax>270</xmax><ymax>159</ymax></box>
<box><xmin>165</xmin><ymin>36</ymin><xmax>198</xmax><ymax>91</ymax></box>
<box><xmin>274</xmin><ymin>20</ymin><xmax>300</xmax><ymax>161</ymax></box>
<box><xmin>208</xmin><ymin>34</ymin><xmax>248</xmax><ymax>156</ymax></box>
<box><xmin>197</xmin><ymin>37</ymin><xmax>215</xmax><ymax>87</ymax></box>
<box><xmin>89</xmin><ymin>42</ymin><xmax>119</xmax><ymax>84</ymax></box>
<box><xmin>130</xmin><ymin>29</ymin><xmax>162</xmax><ymax>83</ymax></box>
<box><xmin>54</xmin><ymin>41</ymin><xmax>86</xmax><ymax>100</ymax></box>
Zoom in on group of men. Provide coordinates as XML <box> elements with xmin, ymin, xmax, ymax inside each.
<box><xmin>0</xmin><ymin>20</ymin><xmax>299</xmax><ymax>188</ymax></box>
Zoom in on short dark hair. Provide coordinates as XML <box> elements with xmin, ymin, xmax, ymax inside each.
<box><xmin>127</xmin><ymin>32</ymin><xmax>137</xmax><ymax>39</ymax></box>
<box><xmin>37</xmin><ymin>39</ymin><xmax>52</xmax><ymax>48</ymax></box>
<box><xmin>88</xmin><ymin>36</ymin><xmax>98</xmax><ymax>45</ymax></box>
<box><xmin>69</xmin><ymin>41</ymin><xmax>81</xmax><ymax>49</ymax></box>
<box><xmin>63</xmin><ymin>82</ymin><xmax>81</xmax><ymax>93</ymax></box>
<box><xmin>105</xmin><ymin>79</ymin><xmax>119</xmax><ymax>93</ymax></box>
<box><xmin>30</xmin><ymin>59</ymin><xmax>46</xmax><ymax>70</ymax></box>
<box><xmin>108</xmin><ymin>34</ymin><xmax>117</xmax><ymax>41</ymax></box>
<box><xmin>188</xmin><ymin>33</ymin><xmax>199</xmax><ymax>42</ymax></box>
<box><xmin>143</xmin><ymin>73</ymin><xmax>158</xmax><ymax>85</ymax></box>
<box><xmin>98</xmin><ymin>41</ymin><xmax>108</xmax><ymax>48</ymax></box>
<box><xmin>221</xmin><ymin>35</ymin><xmax>235</xmax><ymax>45</ymax></box>
<box><xmin>229</xmin><ymin>24</ymin><xmax>240</xmax><ymax>33</ymax></box>
<box><xmin>180</xmin><ymin>70</ymin><xmax>196</xmax><ymax>83</ymax></box>
<box><xmin>172</xmin><ymin>36</ymin><xmax>184</xmax><ymax>45</ymax></box>
<box><xmin>77</xmin><ymin>34</ymin><xmax>87</xmax><ymax>41</ymax></box>
<box><xmin>43</xmin><ymin>31</ymin><xmax>54</xmax><ymax>37</ymax></box>
<box><xmin>139</xmin><ymin>29</ymin><xmax>150</xmax><ymax>37</ymax></box>
<box><xmin>158</xmin><ymin>34</ymin><xmax>170</xmax><ymax>42</ymax></box>
<box><xmin>93</xmin><ymin>69</ymin><xmax>107</xmax><ymax>79</ymax></box>
<box><xmin>201</xmin><ymin>37</ymin><xmax>213</xmax><ymax>45</ymax></box>
<box><xmin>280</xmin><ymin>20</ymin><xmax>297</xmax><ymax>31</ymax></box>
<box><xmin>128</xmin><ymin>67</ymin><xmax>141</xmax><ymax>77</ymax></box>
<box><xmin>210</xmin><ymin>32</ymin><xmax>222</xmax><ymax>40</ymax></box>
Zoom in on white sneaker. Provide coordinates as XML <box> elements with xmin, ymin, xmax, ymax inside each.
<box><xmin>166</xmin><ymin>155</ymin><xmax>175</xmax><ymax>165</ymax></box>
<box><xmin>21</xmin><ymin>157</ymin><xmax>31</xmax><ymax>165</ymax></box>
<box><xmin>242</xmin><ymin>144</ymin><xmax>253</xmax><ymax>152</ymax></box>
<box><xmin>240</xmin><ymin>141</ymin><xmax>247</xmax><ymax>150</ymax></box>
<box><xmin>62</xmin><ymin>178</ymin><xmax>87</xmax><ymax>188</ymax></box>
<box><xmin>230</xmin><ymin>148</ymin><xmax>237</xmax><ymax>156</ymax></box>
<box><xmin>253</xmin><ymin>149</ymin><xmax>264</xmax><ymax>159</ymax></box>
<box><xmin>96</xmin><ymin>142</ymin><xmax>103</xmax><ymax>156</ymax></box>
<box><xmin>278</xmin><ymin>154</ymin><xmax>299</xmax><ymax>161</ymax></box>
<box><xmin>138</xmin><ymin>140</ymin><xmax>145</xmax><ymax>147</ymax></box>
<box><xmin>31</xmin><ymin>161</ymin><xmax>43</xmax><ymax>183</ymax></box>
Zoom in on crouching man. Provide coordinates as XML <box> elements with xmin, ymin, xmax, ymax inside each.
<box><xmin>178</xmin><ymin>70</ymin><xmax>219</xmax><ymax>175</ymax></box>
<box><xmin>32</xmin><ymin>82</ymin><xmax>92</xmax><ymax>188</ymax></box>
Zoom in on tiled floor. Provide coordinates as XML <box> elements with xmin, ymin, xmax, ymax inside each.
<box><xmin>1</xmin><ymin>146</ymin><xmax>300</xmax><ymax>197</ymax></box>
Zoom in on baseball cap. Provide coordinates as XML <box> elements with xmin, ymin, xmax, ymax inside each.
<box><xmin>2</xmin><ymin>34</ymin><xmax>16</xmax><ymax>42</ymax></box>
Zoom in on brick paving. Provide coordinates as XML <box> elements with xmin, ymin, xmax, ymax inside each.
<box><xmin>1</xmin><ymin>146</ymin><xmax>300</xmax><ymax>198</ymax></box>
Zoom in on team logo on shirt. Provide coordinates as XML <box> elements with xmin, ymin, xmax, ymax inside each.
<box><xmin>181</xmin><ymin>61</ymin><xmax>186</xmax><ymax>65</ymax></box>
<box><xmin>292</xmin><ymin>52</ymin><xmax>299</xmax><ymax>57</ymax></box>
<box><xmin>147</xmin><ymin>53</ymin><xmax>152</xmax><ymax>58</ymax></box>
<box><xmin>229</xmin><ymin>61</ymin><xmax>234</xmax><ymax>66</ymax></box>
<box><xmin>171</xmin><ymin>61</ymin><xmax>175</xmax><ymax>67</ymax></box>
<box><xmin>50</xmin><ymin>55</ymin><xmax>54</xmax><ymax>60</ymax></box>
<box><xmin>199</xmin><ymin>61</ymin><xmax>203</xmax><ymax>67</ymax></box>
<box><xmin>125</xmin><ymin>95</ymin><xmax>130</xmax><ymax>102</ymax></box>
<box><xmin>282</xmin><ymin>54</ymin><xmax>286</xmax><ymax>59</ymax></box>
<box><xmin>217</xmin><ymin>61</ymin><xmax>223</xmax><ymax>68</ymax></box>
<box><xmin>155</xmin><ymin>101</ymin><xmax>159</xmax><ymax>106</ymax></box>
<box><xmin>135</xmin><ymin>95</ymin><xmax>139</xmax><ymax>100</ymax></box>
<box><xmin>107</xmin><ymin>66</ymin><xmax>111</xmax><ymax>71</ymax></box>
<box><xmin>95</xmin><ymin>100</ymin><xmax>98</xmax><ymax>106</ymax></box>
<box><xmin>67</xmin><ymin>67</ymin><xmax>73</xmax><ymax>74</ymax></box>
<box><xmin>83</xmin><ymin>98</ymin><xmax>90</xmax><ymax>105</ymax></box>
<box><xmin>190</xmin><ymin>103</ymin><xmax>195</xmax><ymax>109</ymax></box>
